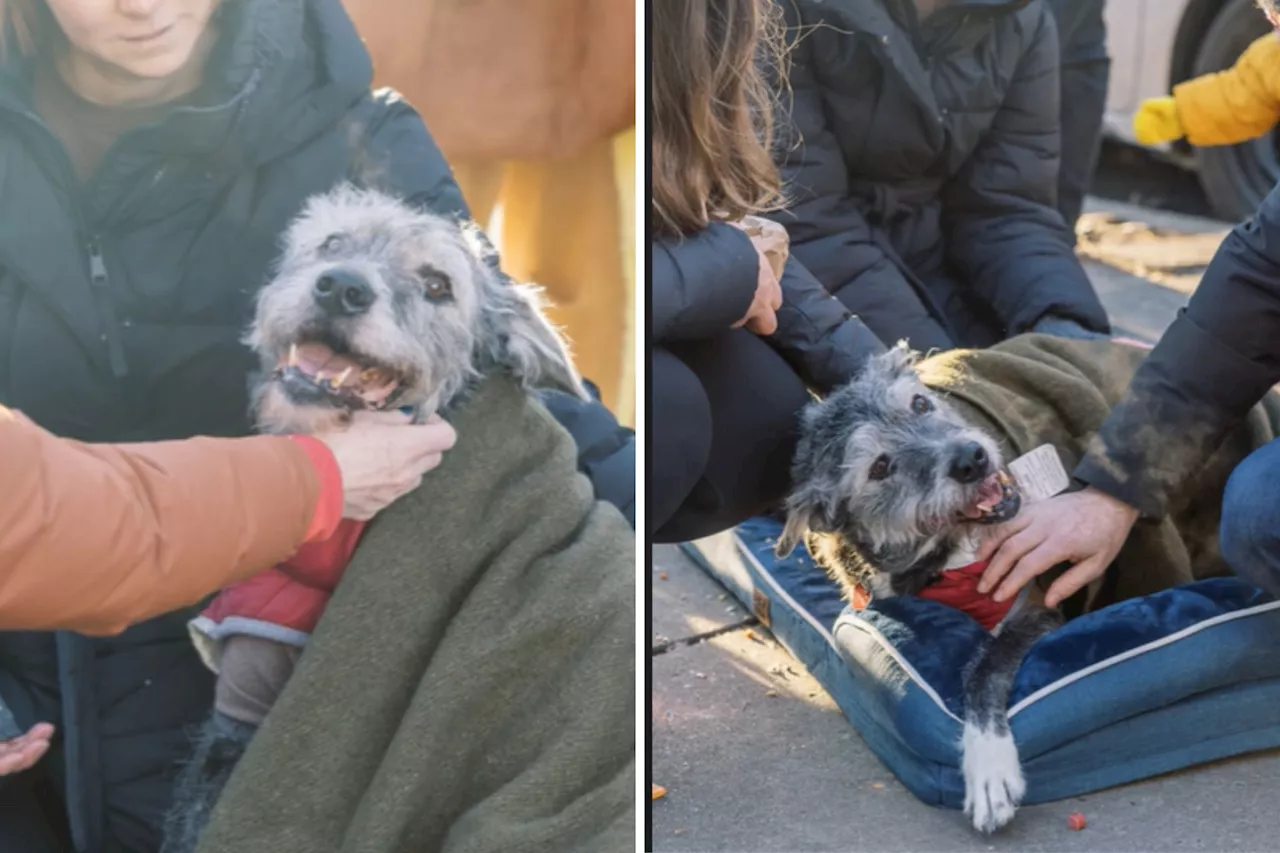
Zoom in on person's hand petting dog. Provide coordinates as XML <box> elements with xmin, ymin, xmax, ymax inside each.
<box><xmin>0</xmin><ymin>722</ymin><xmax>55</xmax><ymax>777</ymax></box>
<box><xmin>318</xmin><ymin>410</ymin><xmax>458</xmax><ymax>520</ymax></box>
<box><xmin>975</xmin><ymin>487</ymin><xmax>1141</xmax><ymax>607</ymax></box>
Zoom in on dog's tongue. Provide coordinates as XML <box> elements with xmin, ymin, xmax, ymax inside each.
<box><xmin>961</xmin><ymin>474</ymin><xmax>1006</xmax><ymax>519</ymax></box>
<box><xmin>280</xmin><ymin>342</ymin><xmax>401</xmax><ymax>407</ymax></box>
<box><xmin>290</xmin><ymin>343</ymin><xmax>361</xmax><ymax>378</ymax></box>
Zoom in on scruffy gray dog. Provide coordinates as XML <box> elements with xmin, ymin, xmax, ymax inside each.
<box><xmin>252</xmin><ymin>183</ymin><xmax>582</xmax><ymax>431</ymax></box>
<box><xmin>776</xmin><ymin>344</ymin><xmax>1061</xmax><ymax>836</ymax></box>
<box><xmin>777</xmin><ymin>333</ymin><xmax>1280</xmax><ymax>834</ymax></box>
<box><xmin>161</xmin><ymin>184</ymin><xmax>583</xmax><ymax>853</ymax></box>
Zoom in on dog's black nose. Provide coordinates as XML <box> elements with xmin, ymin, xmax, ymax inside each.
<box><xmin>948</xmin><ymin>442</ymin><xmax>989</xmax><ymax>484</ymax></box>
<box><xmin>314</xmin><ymin>269</ymin><xmax>375</xmax><ymax>317</ymax></box>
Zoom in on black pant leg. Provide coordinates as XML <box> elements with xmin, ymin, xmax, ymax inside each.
<box><xmin>650</xmin><ymin>346</ymin><xmax>714</xmax><ymax>536</ymax></box>
<box><xmin>655</xmin><ymin>330</ymin><xmax>812</xmax><ymax>543</ymax></box>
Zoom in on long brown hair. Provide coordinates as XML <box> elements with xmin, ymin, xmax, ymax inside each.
<box><xmin>0</xmin><ymin>0</ymin><xmax>45</xmax><ymax>60</ymax></box>
<box><xmin>651</xmin><ymin>0</ymin><xmax>787</xmax><ymax>238</ymax></box>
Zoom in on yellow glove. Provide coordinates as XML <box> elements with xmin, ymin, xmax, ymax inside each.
<box><xmin>1134</xmin><ymin>97</ymin><xmax>1184</xmax><ymax>145</ymax></box>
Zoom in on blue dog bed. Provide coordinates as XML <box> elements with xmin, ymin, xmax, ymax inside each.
<box><xmin>682</xmin><ymin>517</ymin><xmax>1280</xmax><ymax>807</ymax></box>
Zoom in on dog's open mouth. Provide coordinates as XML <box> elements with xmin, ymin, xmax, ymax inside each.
<box><xmin>273</xmin><ymin>340</ymin><xmax>405</xmax><ymax>411</ymax></box>
<box><xmin>958</xmin><ymin>471</ymin><xmax>1021</xmax><ymax>525</ymax></box>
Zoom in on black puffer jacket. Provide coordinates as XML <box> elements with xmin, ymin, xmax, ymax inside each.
<box><xmin>772</xmin><ymin>0</ymin><xmax>1109</xmax><ymax>352</ymax></box>
<box><xmin>0</xmin><ymin>1</ymin><xmax>631</xmax><ymax>850</ymax></box>
<box><xmin>1076</xmin><ymin>180</ymin><xmax>1280</xmax><ymax>519</ymax></box>
<box><xmin>651</xmin><ymin>225</ymin><xmax>884</xmax><ymax>392</ymax></box>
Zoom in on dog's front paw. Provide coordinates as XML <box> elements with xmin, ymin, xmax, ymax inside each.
<box><xmin>962</xmin><ymin>723</ymin><xmax>1025</xmax><ymax>834</ymax></box>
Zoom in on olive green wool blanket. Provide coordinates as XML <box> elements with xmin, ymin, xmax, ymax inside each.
<box><xmin>196</xmin><ymin>378</ymin><xmax>636</xmax><ymax>853</ymax></box>
<box><xmin>917</xmin><ymin>335</ymin><xmax>1280</xmax><ymax>610</ymax></box>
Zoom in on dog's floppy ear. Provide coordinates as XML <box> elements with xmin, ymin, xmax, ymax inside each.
<box><xmin>776</xmin><ymin>401</ymin><xmax>847</xmax><ymax>558</ymax></box>
<box><xmin>775</xmin><ymin>484</ymin><xmax>839</xmax><ymax>559</ymax></box>
<box><xmin>776</xmin><ymin>506</ymin><xmax>812</xmax><ymax>559</ymax></box>
<box><xmin>867</xmin><ymin>340</ymin><xmax>921</xmax><ymax>380</ymax></box>
<box><xmin>474</xmin><ymin>259</ymin><xmax>588</xmax><ymax>398</ymax></box>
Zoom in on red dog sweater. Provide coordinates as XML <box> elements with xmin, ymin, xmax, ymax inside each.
<box><xmin>916</xmin><ymin>561</ymin><xmax>1016</xmax><ymax>631</ymax></box>
<box><xmin>189</xmin><ymin>440</ymin><xmax>367</xmax><ymax>670</ymax></box>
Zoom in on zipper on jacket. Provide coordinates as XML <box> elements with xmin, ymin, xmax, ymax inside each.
<box><xmin>87</xmin><ymin>239</ymin><xmax>129</xmax><ymax>378</ymax></box>
<box><xmin>0</xmin><ymin>103</ymin><xmax>135</xmax><ymax>381</ymax></box>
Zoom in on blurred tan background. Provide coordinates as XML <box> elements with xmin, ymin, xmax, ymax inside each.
<box><xmin>342</xmin><ymin>0</ymin><xmax>637</xmax><ymax>427</ymax></box>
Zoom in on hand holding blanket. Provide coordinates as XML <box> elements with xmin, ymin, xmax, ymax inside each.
<box><xmin>195</xmin><ymin>377</ymin><xmax>636</xmax><ymax>853</ymax></box>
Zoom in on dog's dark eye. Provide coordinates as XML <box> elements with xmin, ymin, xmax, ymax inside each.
<box><xmin>320</xmin><ymin>234</ymin><xmax>345</xmax><ymax>254</ymax></box>
<box><xmin>911</xmin><ymin>394</ymin><xmax>933</xmax><ymax>414</ymax></box>
<box><xmin>418</xmin><ymin>265</ymin><xmax>453</xmax><ymax>300</ymax></box>
<box><xmin>869</xmin><ymin>455</ymin><xmax>892</xmax><ymax>481</ymax></box>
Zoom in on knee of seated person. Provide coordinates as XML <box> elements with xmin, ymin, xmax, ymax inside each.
<box><xmin>650</xmin><ymin>348</ymin><xmax>713</xmax><ymax>507</ymax></box>
<box><xmin>652</xmin><ymin>348</ymin><xmax>712</xmax><ymax>434</ymax></box>
<box><xmin>1221</xmin><ymin>457</ymin><xmax>1280</xmax><ymax>593</ymax></box>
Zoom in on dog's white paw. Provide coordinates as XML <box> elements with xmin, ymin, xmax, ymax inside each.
<box><xmin>962</xmin><ymin>722</ymin><xmax>1025</xmax><ymax>834</ymax></box>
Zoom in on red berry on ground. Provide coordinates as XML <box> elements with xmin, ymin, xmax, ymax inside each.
<box><xmin>1068</xmin><ymin>813</ymin><xmax>1087</xmax><ymax>831</ymax></box>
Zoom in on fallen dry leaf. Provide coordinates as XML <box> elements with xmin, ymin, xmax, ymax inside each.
<box><xmin>652</xmin><ymin>783</ymin><xmax>667</xmax><ymax>801</ymax></box>
<box><xmin>658</xmin><ymin>572</ymin><xmax>669</xmax><ymax>581</ymax></box>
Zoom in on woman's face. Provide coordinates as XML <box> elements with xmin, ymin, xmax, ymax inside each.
<box><xmin>44</xmin><ymin>0</ymin><xmax>220</xmax><ymax>81</ymax></box>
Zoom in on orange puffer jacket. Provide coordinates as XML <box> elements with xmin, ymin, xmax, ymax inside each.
<box><xmin>0</xmin><ymin>407</ymin><xmax>339</xmax><ymax>636</ymax></box>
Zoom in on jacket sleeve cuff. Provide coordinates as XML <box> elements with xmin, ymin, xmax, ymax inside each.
<box><xmin>287</xmin><ymin>436</ymin><xmax>344</xmax><ymax>543</ymax></box>
<box><xmin>1030</xmin><ymin>315</ymin><xmax>1111</xmax><ymax>341</ymax></box>
<box><xmin>1072</xmin><ymin>460</ymin><xmax>1162</xmax><ymax>520</ymax></box>
<box><xmin>1073</xmin><ymin>311</ymin><xmax>1279</xmax><ymax>519</ymax></box>
<box><xmin>812</xmin><ymin>316</ymin><xmax>889</xmax><ymax>390</ymax></box>
<box><xmin>1015</xmin><ymin>293</ymin><xmax>1112</xmax><ymax>336</ymax></box>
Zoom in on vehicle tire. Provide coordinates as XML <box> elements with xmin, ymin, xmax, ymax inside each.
<box><xmin>1192</xmin><ymin>0</ymin><xmax>1278</xmax><ymax>220</ymax></box>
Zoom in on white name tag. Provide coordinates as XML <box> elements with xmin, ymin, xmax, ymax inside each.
<box><xmin>1007</xmin><ymin>444</ymin><xmax>1070</xmax><ymax>504</ymax></box>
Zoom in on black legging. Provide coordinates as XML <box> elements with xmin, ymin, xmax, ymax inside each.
<box><xmin>651</xmin><ymin>329</ymin><xmax>811</xmax><ymax>543</ymax></box>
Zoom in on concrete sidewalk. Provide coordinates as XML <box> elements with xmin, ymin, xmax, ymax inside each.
<box><xmin>649</xmin><ymin>198</ymin><xmax>1280</xmax><ymax>852</ymax></box>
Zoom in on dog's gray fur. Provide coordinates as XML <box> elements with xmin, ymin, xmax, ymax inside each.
<box><xmin>163</xmin><ymin>185</ymin><xmax>585</xmax><ymax>853</ymax></box>
<box><xmin>160</xmin><ymin>712</ymin><xmax>256</xmax><ymax>853</ymax></box>
<box><xmin>778</xmin><ymin>344</ymin><xmax>1060</xmax><ymax>835</ymax></box>
<box><xmin>777</xmin><ymin>345</ymin><xmax>1005</xmax><ymax>595</ymax></box>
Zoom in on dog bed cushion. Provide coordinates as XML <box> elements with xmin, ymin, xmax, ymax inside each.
<box><xmin>682</xmin><ymin>517</ymin><xmax>1280</xmax><ymax>807</ymax></box>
